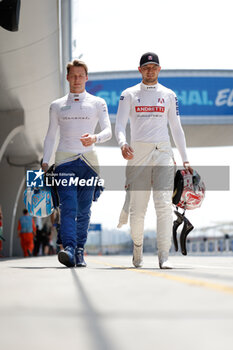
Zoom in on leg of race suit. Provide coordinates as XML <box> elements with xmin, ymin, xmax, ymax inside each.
<box><xmin>20</xmin><ymin>235</ymin><xmax>28</xmax><ymax>257</ymax></box>
<box><xmin>152</xmin><ymin>150</ymin><xmax>174</xmax><ymax>255</ymax></box>
<box><xmin>20</xmin><ymin>233</ymin><xmax>34</xmax><ymax>257</ymax></box>
<box><xmin>74</xmin><ymin>158</ymin><xmax>96</xmax><ymax>249</ymax></box>
<box><xmin>129</xmin><ymin>166</ymin><xmax>152</xmax><ymax>246</ymax></box>
<box><xmin>153</xmin><ymin>190</ymin><xmax>173</xmax><ymax>253</ymax></box>
<box><xmin>27</xmin><ymin>233</ymin><xmax>34</xmax><ymax>255</ymax></box>
<box><xmin>76</xmin><ymin>196</ymin><xmax>93</xmax><ymax>248</ymax></box>
<box><xmin>56</xmin><ymin>162</ymin><xmax>77</xmax><ymax>249</ymax></box>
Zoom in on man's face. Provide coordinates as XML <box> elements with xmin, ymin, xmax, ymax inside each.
<box><xmin>67</xmin><ymin>66</ymin><xmax>88</xmax><ymax>93</ymax></box>
<box><xmin>138</xmin><ymin>64</ymin><xmax>161</xmax><ymax>85</ymax></box>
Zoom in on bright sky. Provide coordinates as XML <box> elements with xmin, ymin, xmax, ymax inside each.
<box><xmin>72</xmin><ymin>0</ymin><xmax>233</xmax><ymax>72</ymax></box>
<box><xmin>71</xmin><ymin>0</ymin><xmax>233</xmax><ymax>231</ymax></box>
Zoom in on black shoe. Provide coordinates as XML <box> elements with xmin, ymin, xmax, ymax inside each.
<box><xmin>75</xmin><ymin>248</ymin><xmax>87</xmax><ymax>267</ymax></box>
<box><xmin>58</xmin><ymin>246</ymin><xmax>75</xmax><ymax>267</ymax></box>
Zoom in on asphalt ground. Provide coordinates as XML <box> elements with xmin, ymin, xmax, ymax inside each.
<box><xmin>1</xmin><ymin>254</ymin><xmax>233</xmax><ymax>350</ymax></box>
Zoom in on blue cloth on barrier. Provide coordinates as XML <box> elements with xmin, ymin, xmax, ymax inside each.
<box><xmin>24</xmin><ymin>187</ymin><xmax>54</xmax><ymax>217</ymax></box>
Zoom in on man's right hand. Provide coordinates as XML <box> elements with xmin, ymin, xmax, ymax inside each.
<box><xmin>121</xmin><ymin>144</ymin><xmax>134</xmax><ymax>160</ymax></box>
<box><xmin>42</xmin><ymin>163</ymin><xmax>49</xmax><ymax>172</ymax></box>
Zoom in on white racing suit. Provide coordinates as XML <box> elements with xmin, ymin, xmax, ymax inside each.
<box><xmin>115</xmin><ymin>81</ymin><xmax>188</xmax><ymax>255</ymax></box>
<box><xmin>119</xmin><ymin>141</ymin><xmax>174</xmax><ymax>252</ymax></box>
<box><xmin>43</xmin><ymin>90</ymin><xmax>111</xmax><ymax>250</ymax></box>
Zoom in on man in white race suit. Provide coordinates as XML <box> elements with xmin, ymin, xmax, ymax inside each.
<box><xmin>42</xmin><ymin>60</ymin><xmax>112</xmax><ymax>267</ymax></box>
<box><xmin>115</xmin><ymin>52</ymin><xmax>192</xmax><ymax>269</ymax></box>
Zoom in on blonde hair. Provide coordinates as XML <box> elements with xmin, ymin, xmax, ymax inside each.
<box><xmin>66</xmin><ymin>59</ymin><xmax>88</xmax><ymax>75</ymax></box>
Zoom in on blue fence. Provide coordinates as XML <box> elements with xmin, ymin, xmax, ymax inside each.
<box><xmin>86</xmin><ymin>76</ymin><xmax>233</xmax><ymax>124</ymax></box>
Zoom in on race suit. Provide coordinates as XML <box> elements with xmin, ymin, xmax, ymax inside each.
<box><xmin>43</xmin><ymin>91</ymin><xmax>112</xmax><ymax>249</ymax></box>
<box><xmin>115</xmin><ymin>82</ymin><xmax>188</xmax><ymax>254</ymax></box>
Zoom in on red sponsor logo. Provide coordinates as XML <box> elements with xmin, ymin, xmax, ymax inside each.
<box><xmin>135</xmin><ymin>106</ymin><xmax>165</xmax><ymax>113</ymax></box>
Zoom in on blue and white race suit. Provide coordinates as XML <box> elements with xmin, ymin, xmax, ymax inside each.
<box><xmin>43</xmin><ymin>91</ymin><xmax>112</xmax><ymax>249</ymax></box>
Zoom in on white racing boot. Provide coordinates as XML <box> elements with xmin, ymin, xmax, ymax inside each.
<box><xmin>132</xmin><ymin>244</ymin><xmax>143</xmax><ymax>268</ymax></box>
<box><xmin>158</xmin><ymin>251</ymin><xmax>173</xmax><ymax>269</ymax></box>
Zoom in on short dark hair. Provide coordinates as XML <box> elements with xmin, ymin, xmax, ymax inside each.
<box><xmin>66</xmin><ymin>59</ymin><xmax>88</xmax><ymax>75</ymax></box>
<box><xmin>23</xmin><ymin>209</ymin><xmax>28</xmax><ymax>215</ymax></box>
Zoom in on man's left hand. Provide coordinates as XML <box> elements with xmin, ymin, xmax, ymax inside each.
<box><xmin>80</xmin><ymin>133</ymin><xmax>97</xmax><ymax>147</ymax></box>
<box><xmin>183</xmin><ymin>161</ymin><xmax>193</xmax><ymax>174</ymax></box>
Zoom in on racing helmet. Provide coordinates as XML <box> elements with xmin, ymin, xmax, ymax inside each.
<box><xmin>172</xmin><ymin>169</ymin><xmax>205</xmax><ymax>210</ymax></box>
<box><xmin>172</xmin><ymin>169</ymin><xmax>205</xmax><ymax>255</ymax></box>
<box><xmin>24</xmin><ymin>187</ymin><xmax>54</xmax><ymax>217</ymax></box>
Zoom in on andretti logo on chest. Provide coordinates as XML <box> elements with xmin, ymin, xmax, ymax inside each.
<box><xmin>135</xmin><ymin>106</ymin><xmax>165</xmax><ymax>113</ymax></box>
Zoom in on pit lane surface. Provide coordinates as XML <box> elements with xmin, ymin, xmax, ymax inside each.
<box><xmin>1</xmin><ymin>255</ymin><xmax>233</xmax><ymax>350</ymax></box>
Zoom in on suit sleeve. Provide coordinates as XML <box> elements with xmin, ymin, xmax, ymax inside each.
<box><xmin>95</xmin><ymin>99</ymin><xmax>112</xmax><ymax>143</ymax></box>
<box><xmin>115</xmin><ymin>92</ymin><xmax>131</xmax><ymax>148</ymax></box>
<box><xmin>43</xmin><ymin>103</ymin><xmax>59</xmax><ymax>164</ymax></box>
<box><xmin>167</xmin><ymin>92</ymin><xmax>189</xmax><ymax>163</ymax></box>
